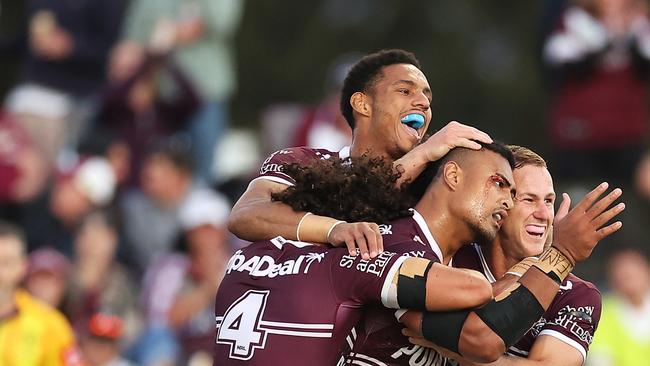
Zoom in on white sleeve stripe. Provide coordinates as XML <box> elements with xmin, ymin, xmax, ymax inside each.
<box><xmin>381</xmin><ymin>255</ymin><xmax>408</xmax><ymax>309</ymax></box>
<box><xmin>538</xmin><ymin>329</ymin><xmax>587</xmax><ymax>363</ymax></box>
<box><xmin>247</xmin><ymin>175</ymin><xmax>294</xmax><ymax>188</ymax></box>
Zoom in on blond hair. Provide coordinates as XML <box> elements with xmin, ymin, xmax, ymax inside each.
<box><xmin>507</xmin><ymin>145</ymin><xmax>547</xmax><ymax>170</ymax></box>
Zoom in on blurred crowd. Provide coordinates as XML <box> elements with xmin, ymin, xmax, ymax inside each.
<box><xmin>0</xmin><ymin>0</ymin><xmax>649</xmax><ymax>365</ymax></box>
<box><xmin>0</xmin><ymin>0</ymin><xmax>247</xmax><ymax>365</ymax></box>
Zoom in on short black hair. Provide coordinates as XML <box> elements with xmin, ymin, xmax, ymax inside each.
<box><xmin>146</xmin><ymin>136</ymin><xmax>194</xmax><ymax>174</ymax></box>
<box><xmin>340</xmin><ymin>49</ymin><xmax>421</xmax><ymax>129</ymax></box>
<box><xmin>408</xmin><ymin>141</ymin><xmax>515</xmax><ymax>200</ymax></box>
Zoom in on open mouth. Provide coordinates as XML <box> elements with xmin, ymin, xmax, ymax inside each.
<box><xmin>524</xmin><ymin>224</ymin><xmax>546</xmax><ymax>238</ymax></box>
<box><xmin>400</xmin><ymin>113</ymin><xmax>425</xmax><ymax>139</ymax></box>
<box><xmin>492</xmin><ymin>210</ymin><xmax>508</xmax><ymax>227</ymax></box>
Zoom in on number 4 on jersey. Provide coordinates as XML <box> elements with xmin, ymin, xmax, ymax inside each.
<box><xmin>216</xmin><ymin>290</ymin><xmax>270</xmax><ymax>360</ymax></box>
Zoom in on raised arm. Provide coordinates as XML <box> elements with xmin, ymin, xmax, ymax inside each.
<box><xmin>228</xmin><ymin>147</ymin><xmax>384</xmax><ymax>259</ymax></box>
<box><xmin>393</xmin><ymin>183</ymin><xmax>623</xmax><ymax>363</ymax></box>
<box><xmin>394</xmin><ymin>121</ymin><xmax>492</xmax><ymax>185</ymax></box>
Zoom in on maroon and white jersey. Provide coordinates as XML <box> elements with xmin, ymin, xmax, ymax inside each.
<box><xmin>254</xmin><ymin>146</ymin><xmax>350</xmax><ymax>186</ymax></box>
<box><xmin>454</xmin><ymin>244</ymin><xmax>602</xmax><ymax>362</ymax></box>
<box><xmin>213</xmin><ymin>236</ymin><xmax>408</xmax><ymax>365</ymax></box>
<box><xmin>347</xmin><ymin>210</ymin><xmax>454</xmax><ymax>366</ymax></box>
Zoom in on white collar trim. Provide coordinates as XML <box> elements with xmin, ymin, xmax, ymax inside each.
<box><xmin>411</xmin><ymin>209</ymin><xmax>449</xmax><ymax>265</ymax></box>
<box><xmin>472</xmin><ymin>243</ymin><xmax>497</xmax><ymax>283</ymax></box>
<box><xmin>338</xmin><ymin>145</ymin><xmax>350</xmax><ymax>159</ymax></box>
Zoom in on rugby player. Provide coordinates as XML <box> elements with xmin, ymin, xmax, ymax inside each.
<box><xmin>402</xmin><ymin>146</ymin><xmax>604</xmax><ymax>366</ymax></box>
<box><xmin>228</xmin><ymin>49</ymin><xmax>493</xmax><ymax>259</ymax></box>
<box><xmin>214</xmin><ymin>143</ymin><xmax>624</xmax><ymax>365</ymax></box>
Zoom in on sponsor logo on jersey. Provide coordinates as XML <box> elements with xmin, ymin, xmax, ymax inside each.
<box><xmin>259</xmin><ymin>149</ymin><xmax>293</xmax><ymax>174</ymax></box>
<box><xmin>225</xmin><ymin>250</ymin><xmax>324</xmax><ymax>278</ymax></box>
<box><xmin>553</xmin><ymin>305</ymin><xmax>595</xmax><ymax>344</ymax></box>
<box><xmin>339</xmin><ymin>250</ymin><xmax>397</xmax><ymax>277</ymax></box>
<box><xmin>527</xmin><ymin>304</ymin><xmax>595</xmax><ymax>346</ymax></box>
<box><xmin>401</xmin><ymin>250</ymin><xmax>427</xmax><ymax>258</ymax></box>
<box><xmin>391</xmin><ymin>345</ymin><xmax>450</xmax><ymax>366</ymax></box>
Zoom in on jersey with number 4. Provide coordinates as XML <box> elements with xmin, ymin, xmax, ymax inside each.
<box><xmin>213</xmin><ymin>236</ymin><xmax>408</xmax><ymax>365</ymax></box>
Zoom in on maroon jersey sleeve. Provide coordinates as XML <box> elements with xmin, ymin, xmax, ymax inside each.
<box><xmin>330</xmin><ymin>250</ymin><xmax>409</xmax><ymax>309</ymax></box>
<box><xmin>511</xmin><ymin>275</ymin><xmax>602</xmax><ymax>361</ymax></box>
<box><xmin>254</xmin><ymin>147</ymin><xmax>332</xmax><ymax>186</ymax></box>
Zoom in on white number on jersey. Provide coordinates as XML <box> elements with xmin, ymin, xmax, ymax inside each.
<box><xmin>216</xmin><ymin>290</ymin><xmax>270</xmax><ymax>360</ymax></box>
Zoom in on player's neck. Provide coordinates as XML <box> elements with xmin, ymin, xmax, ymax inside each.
<box><xmin>416</xmin><ymin>198</ymin><xmax>474</xmax><ymax>264</ymax></box>
<box><xmin>349</xmin><ymin>128</ymin><xmax>395</xmax><ymax>160</ymax></box>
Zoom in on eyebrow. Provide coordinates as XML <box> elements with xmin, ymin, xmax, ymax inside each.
<box><xmin>393</xmin><ymin>80</ymin><xmax>433</xmax><ymax>99</ymax></box>
<box><xmin>495</xmin><ymin>173</ymin><xmax>513</xmax><ymax>188</ymax></box>
<box><xmin>494</xmin><ymin>173</ymin><xmax>517</xmax><ymax>197</ymax></box>
<box><xmin>518</xmin><ymin>192</ymin><xmax>557</xmax><ymax>199</ymax></box>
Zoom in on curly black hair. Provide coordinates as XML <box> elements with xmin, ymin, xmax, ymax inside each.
<box><xmin>272</xmin><ymin>156</ymin><xmax>415</xmax><ymax>224</ymax></box>
<box><xmin>340</xmin><ymin>49</ymin><xmax>421</xmax><ymax>130</ymax></box>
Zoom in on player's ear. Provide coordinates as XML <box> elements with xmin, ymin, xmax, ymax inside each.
<box><xmin>351</xmin><ymin>92</ymin><xmax>371</xmax><ymax>117</ymax></box>
<box><xmin>442</xmin><ymin>161</ymin><xmax>462</xmax><ymax>191</ymax></box>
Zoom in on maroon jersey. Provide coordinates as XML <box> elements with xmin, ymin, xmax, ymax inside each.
<box><xmin>254</xmin><ymin>146</ymin><xmax>350</xmax><ymax>186</ymax></box>
<box><xmin>347</xmin><ymin>210</ymin><xmax>453</xmax><ymax>366</ymax></box>
<box><xmin>454</xmin><ymin>244</ymin><xmax>602</xmax><ymax>362</ymax></box>
<box><xmin>214</xmin><ymin>236</ymin><xmax>408</xmax><ymax>365</ymax></box>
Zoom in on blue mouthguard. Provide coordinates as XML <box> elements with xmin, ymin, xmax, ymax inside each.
<box><xmin>400</xmin><ymin>114</ymin><xmax>425</xmax><ymax>129</ymax></box>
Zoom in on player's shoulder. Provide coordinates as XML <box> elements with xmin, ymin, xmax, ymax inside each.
<box><xmin>561</xmin><ymin>274</ymin><xmax>601</xmax><ymax>295</ymax></box>
<box><xmin>381</xmin><ymin>216</ymin><xmax>417</xmax><ymax>243</ymax></box>
<box><xmin>264</xmin><ymin>146</ymin><xmax>337</xmax><ymax>163</ymax></box>
<box><xmin>552</xmin><ymin>273</ymin><xmax>602</xmax><ymax>310</ymax></box>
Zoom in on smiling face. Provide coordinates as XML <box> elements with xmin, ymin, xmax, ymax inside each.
<box><xmin>453</xmin><ymin>150</ymin><xmax>516</xmax><ymax>244</ymax></box>
<box><xmin>498</xmin><ymin>165</ymin><xmax>555</xmax><ymax>260</ymax></box>
<box><xmin>364</xmin><ymin>63</ymin><xmax>432</xmax><ymax>159</ymax></box>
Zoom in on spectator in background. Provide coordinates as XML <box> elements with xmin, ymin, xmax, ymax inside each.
<box><xmin>25</xmin><ymin>156</ymin><xmax>117</xmax><ymax>255</ymax></box>
<box><xmin>64</xmin><ymin>212</ymin><xmax>140</xmax><ymax>346</ymax></box>
<box><xmin>24</xmin><ymin>247</ymin><xmax>71</xmax><ymax>310</ymax></box>
<box><xmin>4</xmin><ymin>0</ymin><xmax>127</xmax><ymax>170</ymax></box>
<box><xmin>0</xmin><ymin>111</ymin><xmax>48</xmax><ymax>206</ymax></box>
<box><xmin>543</xmin><ymin>0</ymin><xmax>650</xmax><ymax>186</ymax></box>
<box><xmin>0</xmin><ymin>220</ymin><xmax>83</xmax><ymax>365</ymax></box>
<box><xmin>291</xmin><ymin>54</ymin><xmax>357</xmax><ymax>151</ymax></box>
<box><xmin>97</xmin><ymin>50</ymin><xmax>200</xmax><ymax>187</ymax></box>
<box><xmin>80</xmin><ymin>312</ymin><xmax>134</xmax><ymax>366</ymax></box>
<box><xmin>587</xmin><ymin>248</ymin><xmax>650</xmax><ymax>366</ymax></box>
<box><xmin>133</xmin><ymin>188</ymin><xmax>230</xmax><ymax>365</ymax></box>
<box><xmin>114</xmin><ymin>0</ymin><xmax>245</xmax><ymax>183</ymax></box>
<box><xmin>172</xmin><ymin>189</ymin><xmax>230</xmax><ymax>364</ymax></box>
<box><xmin>120</xmin><ymin>139</ymin><xmax>200</xmax><ymax>273</ymax></box>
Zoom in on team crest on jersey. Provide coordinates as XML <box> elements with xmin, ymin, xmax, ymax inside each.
<box><xmin>378</xmin><ymin>224</ymin><xmax>393</xmax><ymax>235</ymax></box>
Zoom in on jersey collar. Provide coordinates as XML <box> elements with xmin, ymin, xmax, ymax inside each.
<box><xmin>472</xmin><ymin>243</ymin><xmax>497</xmax><ymax>283</ymax></box>
<box><xmin>338</xmin><ymin>145</ymin><xmax>350</xmax><ymax>159</ymax></box>
<box><xmin>411</xmin><ymin>209</ymin><xmax>449</xmax><ymax>265</ymax></box>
